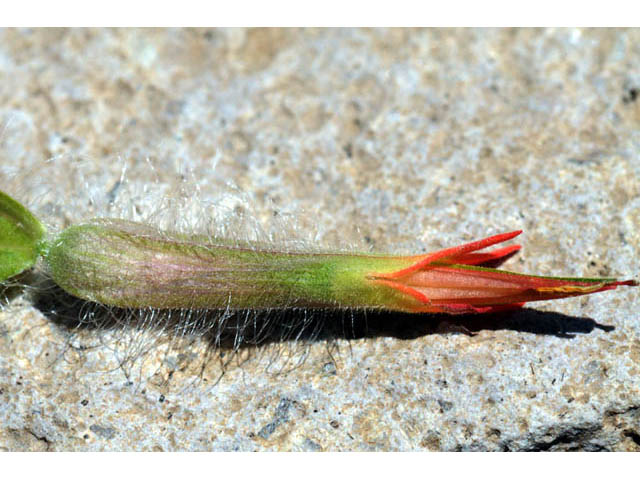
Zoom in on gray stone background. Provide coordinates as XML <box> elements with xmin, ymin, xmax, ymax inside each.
<box><xmin>0</xmin><ymin>28</ymin><xmax>639</xmax><ymax>451</ymax></box>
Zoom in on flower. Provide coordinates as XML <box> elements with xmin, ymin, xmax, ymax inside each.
<box><xmin>367</xmin><ymin>231</ymin><xmax>637</xmax><ymax>314</ymax></box>
<box><xmin>2</xmin><ymin>186</ymin><xmax>634</xmax><ymax>315</ymax></box>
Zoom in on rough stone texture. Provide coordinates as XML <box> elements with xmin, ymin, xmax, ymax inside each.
<box><xmin>0</xmin><ymin>28</ymin><xmax>639</xmax><ymax>451</ymax></box>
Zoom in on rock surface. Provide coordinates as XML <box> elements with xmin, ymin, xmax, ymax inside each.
<box><xmin>0</xmin><ymin>28</ymin><xmax>639</xmax><ymax>451</ymax></box>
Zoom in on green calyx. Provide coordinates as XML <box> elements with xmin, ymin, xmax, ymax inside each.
<box><xmin>43</xmin><ymin>218</ymin><xmax>413</xmax><ymax>310</ymax></box>
<box><xmin>0</xmin><ymin>190</ymin><xmax>47</xmax><ymax>282</ymax></box>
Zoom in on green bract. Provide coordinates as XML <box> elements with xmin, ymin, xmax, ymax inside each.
<box><xmin>0</xmin><ymin>190</ymin><xmax>46</xmax><ymax>282</ymax></box>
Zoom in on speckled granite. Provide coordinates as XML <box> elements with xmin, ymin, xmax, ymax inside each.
<box><xmin>0</xmin><ymin>28</ymin><xmax>639</xmax><ymax>451</ymax></box>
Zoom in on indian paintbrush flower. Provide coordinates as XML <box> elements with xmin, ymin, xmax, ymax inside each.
<box><xmin>0</xmin><ymin>189</ymin><xmax>636</xmax><ymax>314</ymax></box>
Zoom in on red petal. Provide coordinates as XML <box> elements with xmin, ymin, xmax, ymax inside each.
<box><xmin>373</xmin><ymin>264</ymin><xmax>636</xmax><ymax>313</ymax></box>
<box><xmin>449</xmin><ymin>244</ymin><xmax>521</xmax><ymax>267</ymax></box>
<box><xmin>382</xmin><ymin>230</ymin><xmax>522</xmax><ymax>279</ymax></box>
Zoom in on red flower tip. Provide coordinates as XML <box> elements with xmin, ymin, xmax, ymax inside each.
<box><xmin>371</xmin><ymin>231</ymin><xmax>636</xmax><ymax>314</ymax></box>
